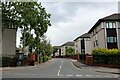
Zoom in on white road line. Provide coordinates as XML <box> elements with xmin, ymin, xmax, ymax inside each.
<box><xmin>66</xmin><ymin>75</ymin><xmax>73</xmax><ymax>77</ymax></box>
<box><xmin>59</xmin><ymin>65</ymin><xmax>62</xmax><ymax>69</ymax></box>
<box><xmin>59</xmin><ymin>74</ymin><xmax>64</xmax><ymax>76</ymax></box>
<box><xmin>85</xmin><ymin>75</ymin><xmax>93</xmax><ymax>77</ymax></box>
<box><xmin>57</xmin><ymin>70</ymin><xmax>60</xmax><ymax>76</ymax></box>
<box><xmin>57</xmin><ymin>60</ymin><xmax>63</xmax><ymax>76</ymax></box>
<box><xmin>76</xmin><ymin>75</ymin><xmax>83</xmax><ymax>77</ymax></box>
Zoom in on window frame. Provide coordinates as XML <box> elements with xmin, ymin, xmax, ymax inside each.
<box><xmin>106</xmin><ymin>22</ymin><xmax>116</xmax><ymax>29</ymax></box>
<box><xmin>107</xmin><ymin>36</ymin><xmax>117</xmax><ymax>43</ymax></box>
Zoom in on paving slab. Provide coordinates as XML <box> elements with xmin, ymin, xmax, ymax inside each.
<box><xmin>70</xmin><ymin>59</ymin><xmax>120</xmax><ymax>75</ymax></box>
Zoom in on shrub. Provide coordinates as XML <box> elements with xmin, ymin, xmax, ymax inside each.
<box><xmin>10</xmin><ymin>57</ymin><xmax>17</xmax><ymax>67</ymax></box>
<box><xmin>92</xmin><ymin>48</ymin><xmax>120</xmax><ymax>65</ymax></box>
<box><xmin>2</xmin><ymin>56</ymin><xmax>17</xmax><ymax>67</ymax></box>
<box><xmin>2</xmin><ymin>57</ymin><xmax>11</xmax><ymax>67</ymax></box>
<box><xmin>44</xmin><ymin>56</ymin><xmax>48</xmax><ymax>62</ymax></box>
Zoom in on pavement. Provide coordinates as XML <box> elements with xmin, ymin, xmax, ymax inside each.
<box><xmin>70</xmin><ymin>59</ymin><xmax>120</xmax><ymax>75</ymax></box>
<box><xmin>0</xmin><ymin>59</ymin><xmax>54</xmax><ymax>71</ymax></box>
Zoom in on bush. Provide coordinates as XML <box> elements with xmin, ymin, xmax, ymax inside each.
<box><xmin>2</xmin><ymin>57</ymin><xmax>11</xmax><ymax>67</ymax></box>
<box><xmin>43</xmin><ymin>56</ymin><xmax>48</xmax><ymax>62</ymax></box>
<box><xmin>39</xmin><ymin>57</ymin><xmax>43</xmax><ymax>63</ymax></box>
<box><xmin>92</xmin><ymin>49</ymin><xmax>120</xmax><ymax>65</ymax></box>
<box><xmin>2</xmin><ymin>56</ymin><xmax>17</xmax><ymax>67</ymax></box>
<box><xmin>39</xmin><ymin>55</ymin><xmax>51</xmax><ymax>63</ymax></box>
<box><xmin>10</xmin><ymin>57</ymin><xmax>17</xmax><ymax>67</ymax></box>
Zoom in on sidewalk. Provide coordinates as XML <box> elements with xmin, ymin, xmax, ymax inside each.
<box><xmin>70</xmin><ymin>59</ymin><xmax>120</xmax><ymax>74</ymax></box>
<box><xmin>1</xmin><ymin>59</ymin><xmax>54</xmax><ymax>71</ymax></box>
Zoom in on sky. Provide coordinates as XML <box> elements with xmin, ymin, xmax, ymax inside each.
<box><xmin>16</xmin><ymin>1</ymin><xmax>119</xmax><ymax>47</ymax></box>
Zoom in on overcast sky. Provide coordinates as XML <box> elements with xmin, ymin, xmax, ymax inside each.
<box><xmin>16</xmin><ymin>1</ymin><xmax>119</xmax><ymax>47</ymax></box>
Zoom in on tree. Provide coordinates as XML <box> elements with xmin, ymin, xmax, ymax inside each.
<box><xmin>2</xmin><ymin>2</ymin><xmax>51</xmax><ymax>30</ymax></box>
<box><xmin>53</xmin><ymin>47</ymin><xmax>58</xmax><ymax>56</ymax></box>
<box><xmin>2</xmin><ymin>2</ymin><xmax>51</xmax><ymax>52</ymax></box>
<box><xmin>66</xmin><ymin>47</ymin><xmax>75</xmax><ymax>55</ymax></box>
<box><xmin>39</xmin><ymin>35</ymin><xmax>53</xmax><ymax>56</ymax></box>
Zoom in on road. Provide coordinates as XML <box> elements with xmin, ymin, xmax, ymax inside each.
<box><xmin>2</xmin><ymin>58</ymin><xmax>118</xmax><ymax>78</ymax></box>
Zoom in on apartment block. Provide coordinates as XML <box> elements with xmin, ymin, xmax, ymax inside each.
<box><xmin>74</xmin><ymin>13</ymin><xmax>120</xmax><ymax>54</ymax></box>
<box><xmin>60</xmin><ymin>42</ymin><xmax>74</xmax><ymax>56</ymax></box>
<box><xmin>88</xmin><ymin>13</ymin><xmax>120</xmax><ymax>50</ymax></box>
<box><xmin>74</xmin><ymin>33</ymin><xmax>91</xmax><ymax>54</ymax></box>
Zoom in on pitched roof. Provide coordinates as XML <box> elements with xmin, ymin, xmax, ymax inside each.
<box><xmin>74</xmin><ymin>33</ymin><xmax>90</xmax><ymax>41</ymax></box>
<box><xmin>61</xmin><ymin>42</ymin><xmax>74</xmax><ymax>47</ymax></box>
<box><xmin>53</xmin><ymin>46</ymin><xmax>60</xmax><ymax>49</ymax></box>
<box><xmin>88</xmin><ymin>13</ymin><xmax>120</xmax><ymax>33</ymax></box>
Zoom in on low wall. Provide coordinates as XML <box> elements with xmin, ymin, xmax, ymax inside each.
<box><xmin>86</xmin><ymin>55</ymin><xmax>93</xmax><ymax>65</ymax></box>
<box><xmin>29</xmin><ymin>54</ymin><xmax>39</xmax><ymax>62</ymax></box>
<box><xmin>54</xmin><ymin>54</ymin><xmax>80</xmax><ymax>60</ymax></box>
<box><xmin>85</xmin><ymin>55</ymin><xmax>120</xmax><ymax>68</ymax></box>
<box><xmin>93</xmin><ymin>64</ymin><xmax>120</xmax><ymax>68</ymax></box>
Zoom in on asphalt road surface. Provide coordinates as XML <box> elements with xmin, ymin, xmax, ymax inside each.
<box><xmin>2</xmin><ymin>58</ymin><xmax>119</xmax><ymax>78</ymax></box>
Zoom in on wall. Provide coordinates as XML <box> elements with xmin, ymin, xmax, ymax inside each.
<box><xmin>61</xmin><ymin>46</ymin><xmax>65</xmax><ymax>56</ymax></box>
<box><xmin>85</xmin><ymin>38</ymin><xmax>92</xmax><ymax>54</ymax></box>
<box><xmin>74</xmin><ymin>39</ymin><xmax>81</xmax><ymax>54</ymax></box>
<box><xmin>2</xmin><ymin>29</ymin><xmax>16</xmax><ymax>57</ymax></box>
<box><xmin>0</xmin><ymin>27</ymin><xmax>2</xmax><ymax>57</ymax></box>
<box><xmin>118</xmin><ymin>29</ymin><xmax>120</xmax><ymax>48</ymax></box>
<box><xmin>117</xmin><ymin>22</ymin><xmax>120</xmax><ymax>48</ymax></box>
<box><xmin>97</xmin><ymin>28</ymin><xmax>106</xmax><ymax>48</ymax></box>
<box><xmin>90</xmin><ymin>23</ymin><xmax>106</xmax><ymax>50</ymax></box>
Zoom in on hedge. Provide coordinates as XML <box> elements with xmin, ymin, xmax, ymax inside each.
<box><xmin>92</xmin><ymin>49</ymin><xmax>120</xmax><ymax>65</ymax></box>
<box><xmin>2</xmin><ymin>56</ymin><xmax>17</xmax><ymax>67</ymax></box>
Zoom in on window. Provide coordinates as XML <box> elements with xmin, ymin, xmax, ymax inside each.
<box><xmin>113</xmin><ymin>37</ymin><xmax>117</xmax><ymax>42</ymax></box>
<box><xmin>76</xmin><ymin>50</ymin><xmax>78</xmax><ymax>52</ymax></box>
<box><xmin>76</xmin><ymin>44</ymin><xmax>78</xmax><ymax>47</ymax></box>
<box><xmin>106</xmin><ymin>22</ymin><xmax>116</xmax><ymax>28</ymax></box>
<box><xmin>65</xmin><ymin>47</ymin><xmax>68</xmax><ymax>49</ymax></box>
<box><xmin>107</xmin><ymin>37</ymin><xmax>117</xmax><ymax>43</ymax></box>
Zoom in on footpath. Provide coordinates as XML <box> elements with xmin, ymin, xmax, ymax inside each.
<box><xmin>70</xmin><ymin>59</ymin><xmax>120</xmax><ymax>75</ymax></box>
<box><xmin>0</xmin><ymin>59</ymin><xmax>54</xmax><ymax>71</ymax></box>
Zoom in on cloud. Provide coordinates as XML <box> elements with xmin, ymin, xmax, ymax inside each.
<box><xmin>16</xmin><ymin>2</ymin><xmax>118</xmax><ymax>47</ymax></box>
<box><xmin>42</xmin><ymin>2</ymin><xmax>118</xmax><ymax>46</ymax></box>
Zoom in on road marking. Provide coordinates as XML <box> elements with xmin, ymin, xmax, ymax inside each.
<box><xmin>66</xmin><ymin>75</ymin><xmax>73</xmax><ymax>77</ymax></box>
<box><xmin>59</xmin><ymin>65</ymin><xmax>62</xmax><ymax>69</ymax></box>
<box><xmin>85</xmin><ymin>75</ymin><xmax>92</xmax><ymax>77</ymax></box>
<box><xmin>76</xmin><ymin>75</ymin><xmax>83</xmax><ymax>77</ymax></box>
<box><xmin>59</xmin><ymin>74</ymin><xmax>64</xmax><ymax>76</ymax></box>
<box><xmin>57</xmin><ymin>60</ymin><xmax>63</xmax><ymax>76</ymax></box>
<box><xmin>57</xmin><ymin>70</ymin><xmax>60</xmax><ymax>76</ymax></box>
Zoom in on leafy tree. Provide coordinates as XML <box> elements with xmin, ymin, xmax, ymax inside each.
<box><xmin>66</xmin><ymin>47</ymin><xmax>75</xmax><ymax>55</ymax></box>
<box><xmin>2</xmin><ymin>2</ymin><xmax>51</xmax><ymax>52</ymax></box>
<box><xmin>38</xmin><ymin>35</ymin><xmax>53</xmax><ymax>57</ymax></box>
<box><xmin>52</xmin><ymin>46</ymin><xmax>60</xmax><ymax>56</ymax></box>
